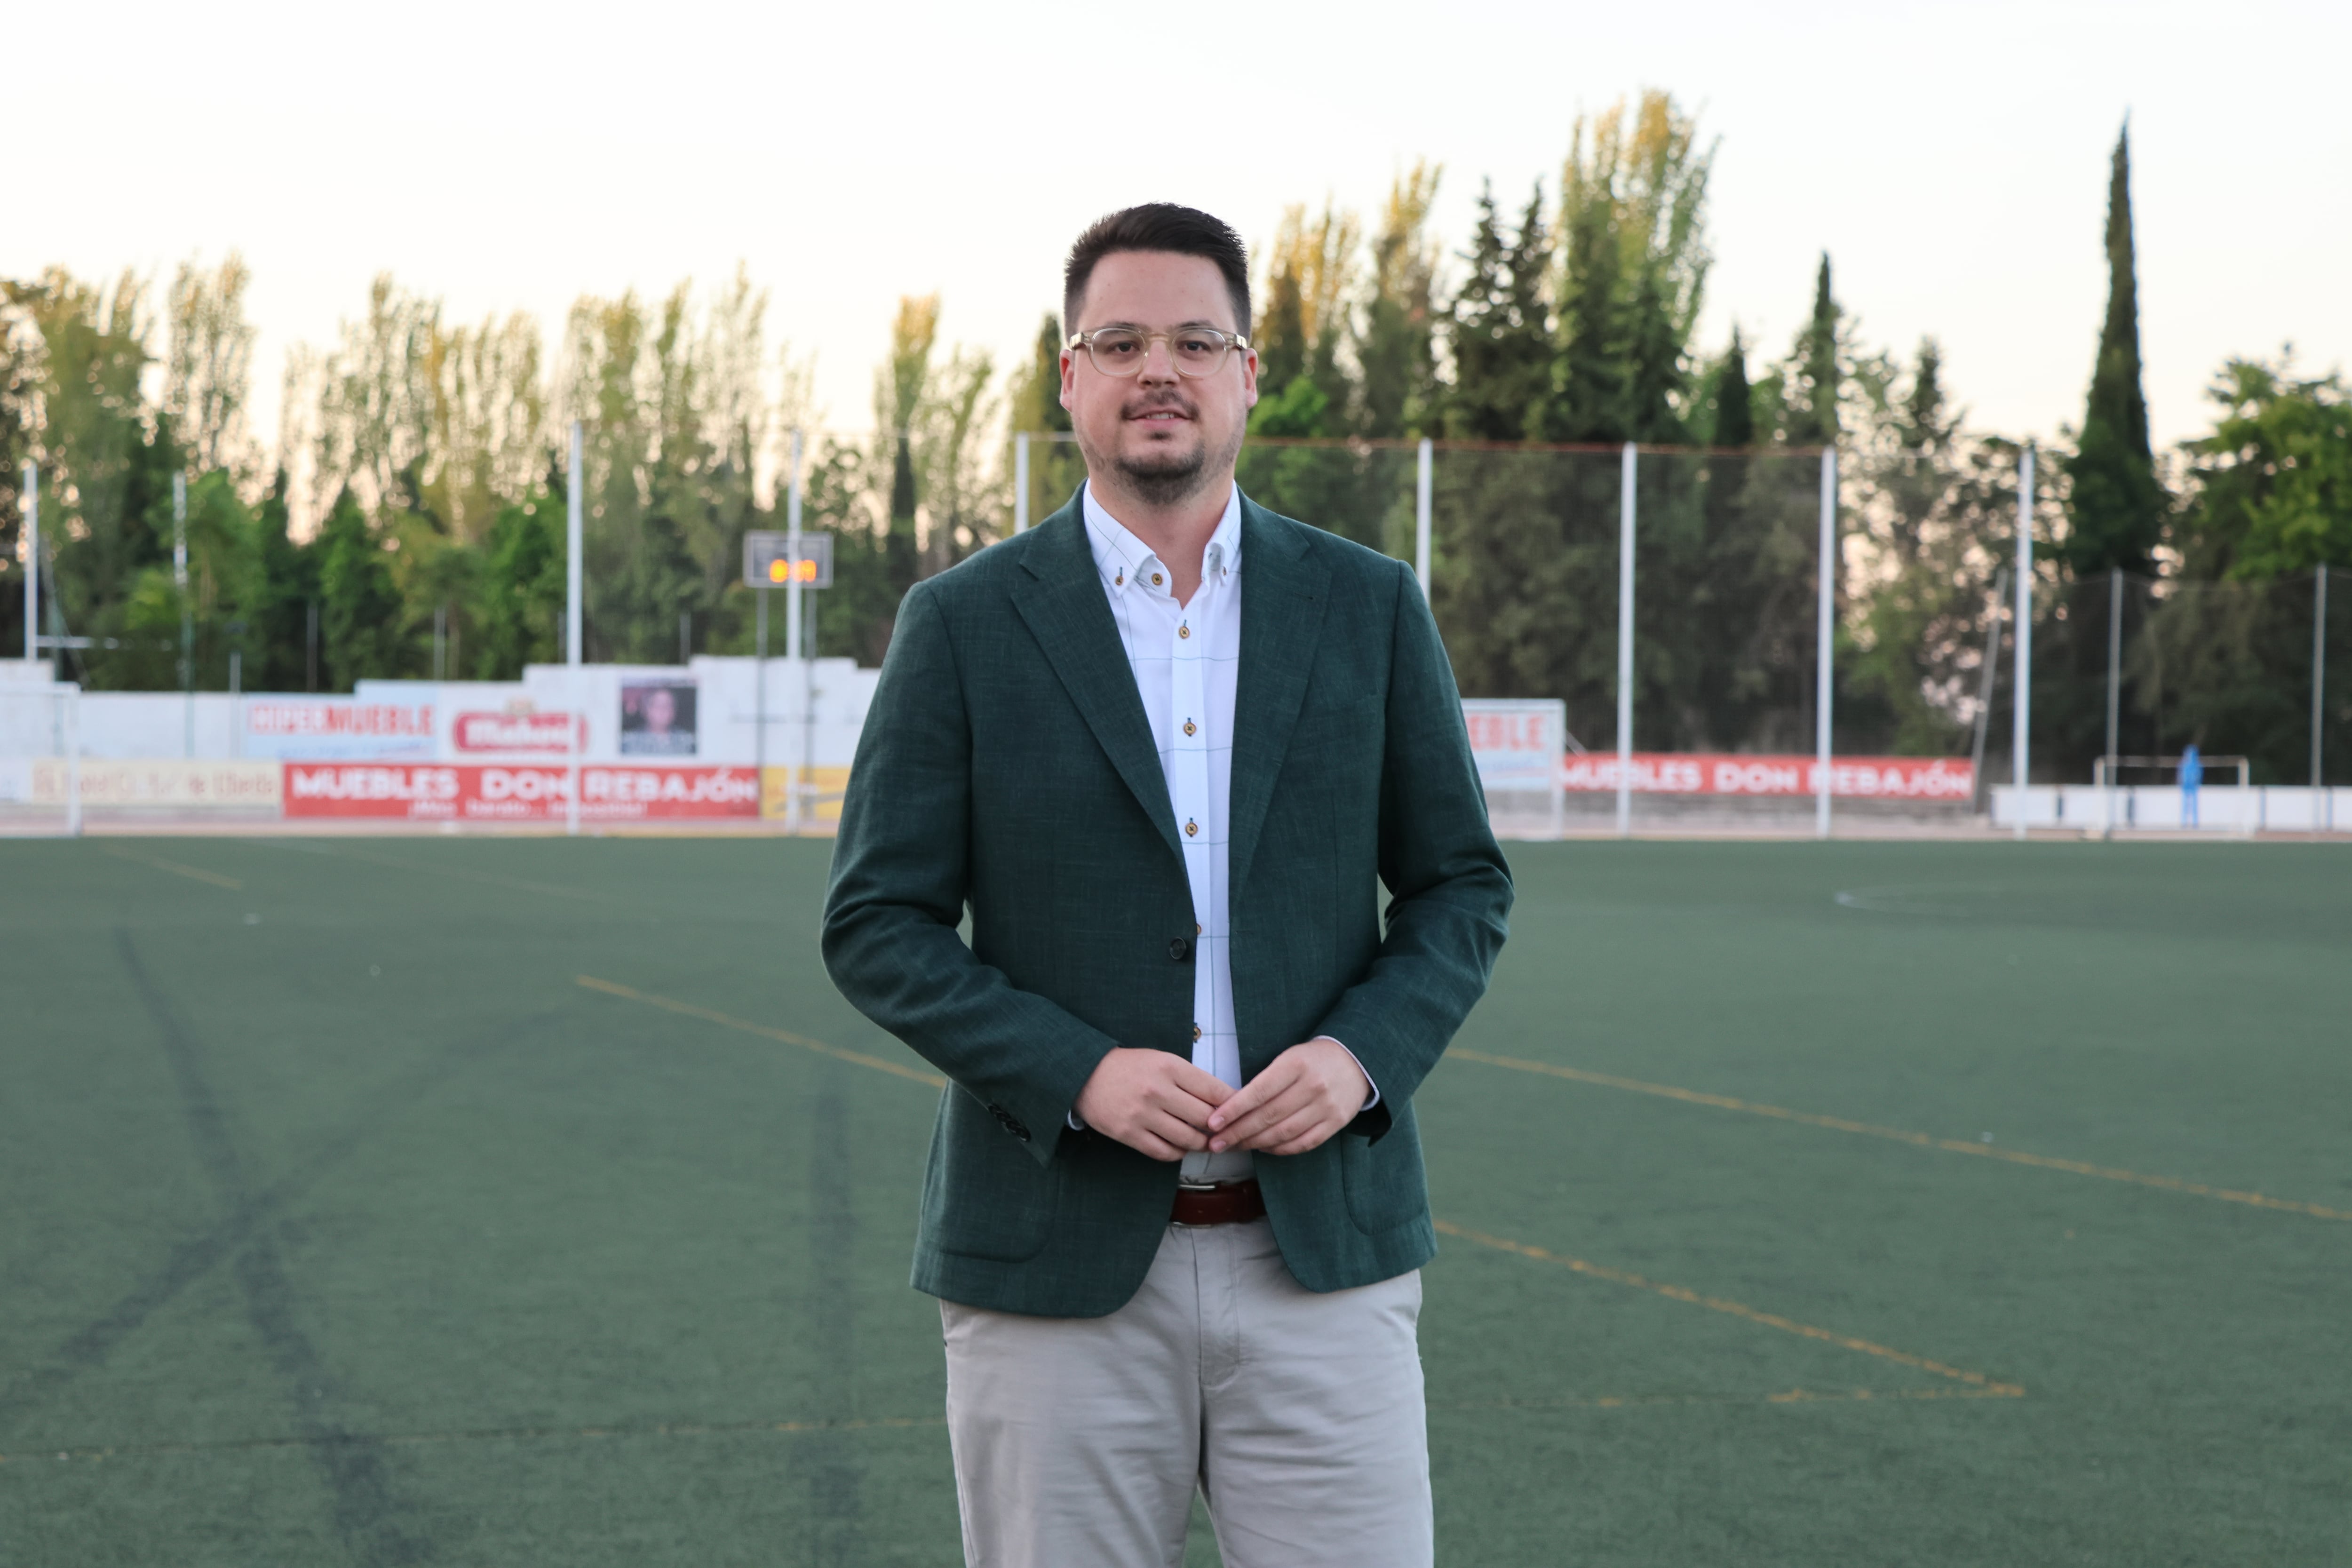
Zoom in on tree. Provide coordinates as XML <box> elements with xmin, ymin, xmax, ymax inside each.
<box><xmin>1006</xmin><ymin>313</ymin><xmax>1085</xmax><ymax>525</ymax></box>
<box><xmin>470</xmin><ymin>484</ymin><xmax>567</xmax><ymax>679</ymax></box>
<box><xmin>1356</xmin><ymin>162</ymin><xmax>1443</xmax><ymax>439</ymax></box>
<box><xmin>1444</xmin><ymin>182</ymin><xmax>1553</xmax><ymax>441</ymax></box>
<box><xmin>2064</xmin><ymin>121</ymin><xmax>2164</xmax><ymax>576</ymax></box>
<box><xmin>1779</xmin><ymin>255</ymin><xmax>1843</xmax><ymax>446</ymax></box>
<box><xmin>1250</xmin><ymin>202</ymin><xmax>1360</xmax><ymax>439</ymax></box>
<box><xmin>313</xmin><ymin>486</ymin><xmax>405</xmax><ymax>689</ymax></box>
<box><xmin>1549</xmin><ymin>91</ymin><xmax>1715</xmax><ymax>443</ymax></box>
<box><xmin>879</xmin><ymin>294</ymin><xmax>936</xmax><ymax>608</ymax></box>
<box><xmin>2176</xmin><ymin>357</ymin><xmax>2352</xmax><ymax>578</ymax></box>
<box><xmin>163</xmin><ymin>254</ymin><xmax>257</xmax><ymax>480</ymax></box>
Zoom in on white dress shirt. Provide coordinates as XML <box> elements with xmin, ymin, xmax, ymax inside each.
<box><xmin>1078</xmin><ymin>483</ymin><xmax>1372</xmax><ymax>1183</ymax></box>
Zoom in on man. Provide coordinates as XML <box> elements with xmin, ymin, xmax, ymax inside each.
<box><xmin>822</xmin><ymin>203</ymin><xmax>1511</xmax><ymax>1568</ymax></box>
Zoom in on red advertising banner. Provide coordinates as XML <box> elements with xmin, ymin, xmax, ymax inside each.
<box><xmin>283</xmin><ymin>763</ymin><xmax>761</xmax><ymax>820</ymax></box>
<box><xmin>1558</xmin><ymin>752</ymin><xmax>1975</xmax><ymax>799</ymax></box>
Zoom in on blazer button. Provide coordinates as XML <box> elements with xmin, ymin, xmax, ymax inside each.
<box><xmin>1168</xmin><ymin>937</ymin><xmax>1192</xmax><ymax>962</ymax></box>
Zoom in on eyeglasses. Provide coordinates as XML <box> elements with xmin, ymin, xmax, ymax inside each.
<box><xmin>1066</xmin><ymin>326</ymin><xmax>1251</xmax><ymax>379</ymax></box>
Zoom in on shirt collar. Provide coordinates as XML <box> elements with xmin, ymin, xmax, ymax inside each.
<box><xmin>1081</xmin><ymin>481</ymin><xmax>1243</xmax><ymax>595</ymax></box>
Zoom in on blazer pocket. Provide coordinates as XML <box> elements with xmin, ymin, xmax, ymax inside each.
<box><xmin>1338</xmin><ymin>1114</ymin><xmax>1427</xmax><ymax>1234</ymax></box>
<box><xmin>923</xmin><ymin>1092</ymin><xmax>1062</xmax><ymax>1262</ymax></box>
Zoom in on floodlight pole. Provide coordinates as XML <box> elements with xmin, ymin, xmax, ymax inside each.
<box><xmin>2013</xmin><ymin>445</ymin><xmax>2035</xmax><ymax>842</ymax></box>
<box><xmin>175</xmin><ymin>472</ymin><xmax>193</xmax><ymax>757</ymax></box>
<box><xmin>2313</xmin><ymin>565</ymin><xmax>2328</xmax><ymax>792</ymax></box>
<box><xmin>20</xmin><ymin>462</ymin><xmax>35</xmax><ymax>663</ymax></box>
<box><xmin>786</xmin><ymin>427</ymin><xmax>805</xmax><ymax>834</ymax></box>
<box><xmin>1013</xmin><ymin>431</ymin><xmax>1030</xmax><ymax>533</ymax></box>
<box><xmin>1815</xmin><ymin>446</ymin><xmax>1837</xmax><ymax>840</ymax></box>
<box><xmin>1615</xmin><ymin>441</ymin><xmax>1635</xmax><ymax>838</ymax></box>
<box><xmin>566</xmin><ymin>419</ymin><xmax>583</xmax><ymax>838</ymax></box>
<box><xmin>1414</xmin><ymin>438</ymin><xmax>1433</xmax><ymax>598</ymax></box>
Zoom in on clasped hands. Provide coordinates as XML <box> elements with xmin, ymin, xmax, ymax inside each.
<box><xmin>1073</xmin><ymin>1039</ymin><xmax>1367</xmax><ymax>1162</ymax></box>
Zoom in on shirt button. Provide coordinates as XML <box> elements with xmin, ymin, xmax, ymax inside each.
<box><xmin>1192</xmin><ymin>1024</ymin><xmax>1203</xmax><ymax>1042</ymax></box>
<box><xmin>1194</xmin><ymin>923</ymin><xmax>1202</xmax><ymax>935</ymax></box>
<box><xmin>1183</xmin><ymin>719</ymin><xmax>1197</xmax><ymax>736</ymax></box>
<box><xmin>1184</xmin><ymin>818</ymin><xmax>1198</xmax><ymax>837</ymax></box>
<box><xmin>1151</xmin><ymin>572</ymin><xmax>1163</xmax><ymax>587</ymax></box>
<box><xmin>1178</xmin><ymin>623</ymin><xmax>1191</xmax><ymax>639</ymax></box>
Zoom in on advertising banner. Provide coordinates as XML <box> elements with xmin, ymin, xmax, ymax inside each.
<box><xmin>242</xmin><ymin>699</ymin><xmax>436</xmax><ymax>760</ymax></box>
<box><xmin>1558</xmin><ymin>752</ymin><xmax>1975</xmax><ymax>799</ymax></box>
<box><xmin>450</xmin><ymin>708</ymin><xmax>578</xmax><ymax>755</ymax></box>
<box><xmin>1461</xmin><ymin>699</ymin><xmax>1567</xmax><ymax>789</ymax></box>
<box><xmin>282</xmin><ymin>762</ymin><xmax>759</xmax><ymax>820</ymax></box>
<box><xmin>31</xmin><ymin>759</ymin><xmax>281</xmax><ymax>808</ymax></box>
<box><xmin>619</xmin><ymin>681</ymin><xmax>697</xmax><ymax>756</ymax></box>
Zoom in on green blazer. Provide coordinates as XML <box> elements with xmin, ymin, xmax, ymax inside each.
<box><xmin>822</xmin><ymin>492</ymin><xmax>1511</xmax><ymax>1318</ymax></box>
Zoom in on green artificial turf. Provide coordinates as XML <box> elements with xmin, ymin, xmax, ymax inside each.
<box><xmin>1</xmin><ymin>836</ymin><xmax>2345</xmax><ymax>1565</ymax></box>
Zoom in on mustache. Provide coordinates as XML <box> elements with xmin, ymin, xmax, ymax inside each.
<box><xmin>1120</xmin><ymin>390</ymin><xmax>1199</xmax><ymax>420</ymax></box>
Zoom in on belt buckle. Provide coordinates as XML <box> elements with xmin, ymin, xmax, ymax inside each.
<box><xmin>1171</xmin><ymin>1176</ymin><xmax>1221</xmax><ymax>1228</ymax></box>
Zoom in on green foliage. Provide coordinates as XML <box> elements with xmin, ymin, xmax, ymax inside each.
<box><xmin>471</xmin><ymin>488</ymin><xmax>567</xmax><ymax>679</ymax></box>
<box><xmin>1355</xmin><ymin>163</ymin><xmax>1443</xmax><ymax>439</ymax></box>
<box><xmin>313</xmin><ymin>488</ymin><xmax>405</xmax><ymax>692</ymax></box>
<box><xmin>1444</xmin><ymin>183</ymin><xmax>1555</xmax><ymax>441</ymax></box>
<box><xmin>2176</xmin><ymin>358</ymin><xmax>2352</xmax><ymax>578</ymax></box>
<box><xmin>2063</xmin><ymin>123</ymin><xmax>2165</xmax><ymax>576</ymax></box>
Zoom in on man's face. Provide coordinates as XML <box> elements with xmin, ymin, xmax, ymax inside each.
<box><xmin>644</xmin><ymin>688</ymin><xmax>675</xmax><ymax>732</ymax></box>
<box><xmin>1060</xmin><ymin>250</ymin><xmax>1258</xmax><ymax>509</ymax></box>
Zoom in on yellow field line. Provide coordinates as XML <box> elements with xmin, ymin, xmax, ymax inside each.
<box><xmin>103</xmin><ymin>846</ymin><xmax>243</xmax><ymax>890</ymax></box>
<box><xmin>576</xmin><ymin>975</ymin><xmax>947</xmax><ymax>1088</ymax></box>
<box><xmin>1440</xmin><ymin>1385</ymin><xmax>2019</xmax><ymax>1413</ymax></box>
<box><xmin>1450</xmin><ymin>1047</ymin><xmax>2351</xmax><ymax>1223</ymax></box>
<box><xmin>1433</xmin><ymin>1219</ymin><xmax>2026</xmax><ymax>1396</ymax></box>
<box><xmin>0</xmin><ymin>1413</ymin><xmax>946</xmax><ymax>1465</ymax></box>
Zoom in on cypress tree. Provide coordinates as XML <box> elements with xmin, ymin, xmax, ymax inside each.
<box><xmin>1784</xmin><ymin>255</ymin><xmax>1840</xmax><ymax>446</ymax></box>
<box><xmin>1709</xmin><ymin>329</ymin><xmax>1755</xmax><ymax>448</ymax></box>
<box><xmin>2065</xmin><ymin>120</ymin><xmax>2163</xmax><ymax>575</ymax></box>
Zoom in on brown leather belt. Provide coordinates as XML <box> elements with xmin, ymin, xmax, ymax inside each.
<box><xmin>1170</xmin><ymin>1179</ymin><xmax>1265</xmax><ymax>1227</ymax></box>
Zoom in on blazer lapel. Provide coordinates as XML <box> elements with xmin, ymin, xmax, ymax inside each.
<box><xmin>1228</xmin><ymin>500</ymin><xmax>1331</xmax><ymax>896</ymax></box>
<box><xmin>1009</xmin><ymin>504</ymin><xmax>1185</xmax><ymax>861</ymax></box>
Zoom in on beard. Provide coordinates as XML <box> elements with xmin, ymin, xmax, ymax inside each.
<box><xmin>1093</xmin><ymin>391</ymin><xmax>1246</xmax><ymax>509</ymax></box>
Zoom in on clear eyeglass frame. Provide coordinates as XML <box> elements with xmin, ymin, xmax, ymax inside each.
<box><xmin>1066</xmin><ymin>326</ymin><xmax>1252</xmax><ymax>379</ymax></box>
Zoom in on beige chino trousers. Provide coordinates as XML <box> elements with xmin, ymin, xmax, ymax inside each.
<box><xmin>939</xmin><ymin>1218</ymin><xmax>1432</xmax><ymax>1568</ymax></box>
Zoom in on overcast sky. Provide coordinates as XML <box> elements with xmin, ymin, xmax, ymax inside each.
<box><xmin>12</xmin><ymin>0</ymin><xmax>2348</xmax><ymax>456</ymax></box>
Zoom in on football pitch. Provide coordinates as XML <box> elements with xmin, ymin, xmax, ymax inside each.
<box><xmin>2</xmin><ymin>835</ymin><xmax>2345</xmax><ymax>1566</ymax></box>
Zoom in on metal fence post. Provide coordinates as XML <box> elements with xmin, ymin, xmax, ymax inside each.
<box><xmin>1816</xmin><ymin>446</ymin><xmax>1837</xmax><ymax>840</ymax></box>
<box><xmin>20</xmin><ymin>462</ymin><xmax>35</xmax><ymax>663</ymax></box>
<box><xmin>2313</xmin><ymin>565</ymin><xmax>2328</xmax><ymax>792</ymax></box>
<box><xmin>566</xmin><ymin>420</ymin><xmax>583</xmax><ymax>838</ymax></box>
<box><xmin>1415</xmin><ymin>438</ymin><xmax>1433</xmax><ymax>599</ymax></box>
<box><xmin>2013</xmin><ymin>446</ymin><xmax>2035</xmax><ymax>841</ymax></box>
<box><xmin>786</xmin><ymin>427</ymin><xmax>805</xmax><ymax>834</ymax></box>
<box><xmin>1616</xmin><ymin>441</ymin><xmax>1636</xmax><ymax>838</ymax></box>
<box><xmin>1014</xmin><ymin>430</ymin><xmax>1030</xmax><ymax>534</ymax></box>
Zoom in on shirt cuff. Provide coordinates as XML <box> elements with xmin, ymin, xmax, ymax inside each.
<box><xmin>1318</xmin><ymin>1036</ymin><xmax>1380</xmax><ymax>1111</ymax></box>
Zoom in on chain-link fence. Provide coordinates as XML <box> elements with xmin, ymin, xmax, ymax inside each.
<box><xmin>2003</xmin><ymin>566</ymin><xmax>2347</xmax><ymax>788</ymax></box>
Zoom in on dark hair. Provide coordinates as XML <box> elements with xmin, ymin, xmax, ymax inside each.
<box><xmin>1063</xmin><ymin>204</ymin><xmax>1252</xmax><ymax>338</ymax></box>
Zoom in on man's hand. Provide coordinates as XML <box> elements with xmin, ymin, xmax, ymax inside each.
<box><xmin>1206</xmin><ymin>1038</ymin><xmax>1369</xmax><ymax>1158</ymax></box>
<box><xmin>1074</xmin><ymin>1047</ymin><xmax>1234</xmax><ymax>1162</ymax></box>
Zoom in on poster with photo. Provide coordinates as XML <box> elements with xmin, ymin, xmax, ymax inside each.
<box><xmin>619</xmin><ymin>681</ymin><xmax>697</xmax><ymax>756</ymax></box>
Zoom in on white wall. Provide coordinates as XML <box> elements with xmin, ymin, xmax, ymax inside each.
<box><xmin>0</xmin><ymin>658</ymin><xmax>881</xmax><ymax>769</ymax></box>
<box><xmin>1992</xmin><ymin>785</ymin><xmax>2352</xmax><ymax>833</ymax></box>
